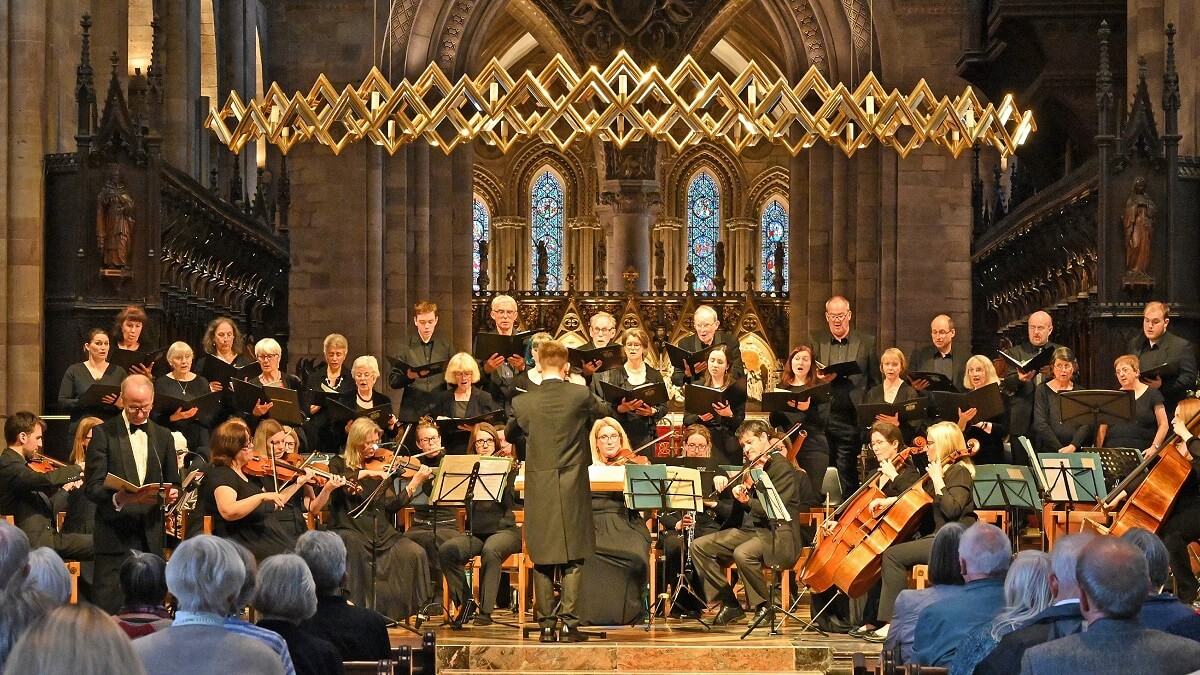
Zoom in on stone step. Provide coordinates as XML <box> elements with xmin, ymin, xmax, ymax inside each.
<box><xmin>437</xmin><ymin>641</ymin><xmax>834</xmax><ymax>673</ymax></box>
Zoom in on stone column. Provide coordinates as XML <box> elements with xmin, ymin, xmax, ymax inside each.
<box><xmin>723</xmin><ymin>217</ymin><xmax>757</xmax><ymax>292</ymax></box>
<box><xmin>158</xmin><ymin>0</ymin><xmax>201</xmax><ymax>175</ymax></box>
<box><xmin>600</xmin><ymin>180</ymin><xmax>659</xmax><ymax>291</ymax></box>
<box><xmin>491</xmin><ymin>216</ymin><xmax>529</xmax><ymax>291</ymax></box>
<box><xmin>651</xmin><ymin>216</ymin><xmax>683</xmax><ymax>291</ymax></box>
<box><xmin>365</xmin><ymin>145</ymin><xmax>384</xmax><ymax>359</ymax></box>
<box><xmin>567</xmin><ymin>216</ymin><xmax>602</xmax><ymax>291</ymax></box>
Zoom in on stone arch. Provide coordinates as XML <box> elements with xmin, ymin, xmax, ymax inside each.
<box><xmin>747</xmin><ymin>166</ymin><xmax>789</xmax><ymax>215</ymax></box>
<box><xmin>665</xmin><ymin>144</ymin><xmax>744</xmax><ymax>218</ymax></box>
<box><xmin>509</xmin><ymin>144</ymin><xmax>589</xmax><ymax>219</ymax></box>
<box><xmin>472</xmin><ymin>166</ymin><xmax>503</xmax><ymax>215</ymax></box>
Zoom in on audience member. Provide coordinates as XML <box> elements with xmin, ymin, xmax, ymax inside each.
<box><xmin>22</xmin><ymin>547</ymin><xmax>71</xmax><ymax>605</ymax></box>
<box><xmin>950</xmin><ymin>550</ymin><xmax>1051</xmax><ymax>675</ymax></box>
<box><xmin>975</xmin><ymin>532</ymin><xmax>1093</xmax><ymax>674</ymax></box>
<box><xmin>0</xmin><ymin>520</ymin><xmax>31</xmax><ymax>595</ymax></box>
<box><xmin>0</xmin><ymin>589</ymin><xmax>53</xmax><ymax>671</ymax></box>
<box><xmin>911</xmin><ymin>522</ymin><xmax>1011</xmax><ymax>666</ymax></box>
<box><xmin>294</xmin><ymin>530</ymin><xmax>391</xmax><ymax>661</ymax></box>
<box><xmin>254</xmin><ymin>554</ymin><xmax>344</xmax><ymax>675</ymax></box>
<box><xmin>223</xmin><ymin>542</ymin><xmax>296</xmax><ymax>675</ymax></box>
<box><xmin>132</xmin><ymin>536</ymin><xmax>285</xmax><ymax>675</ymax></box>
<box><xmin>2</xmin><ymin>604</ymin><xmax>145</xmax><ymax>675</ymax></box>
<box><xmin>1119</xmin><ymin>527</ymin><xmax>1200</xmax><ymax>633</ymax></box>
<box><xmin>883</xmin><ymin>522</ymin><xmax>966</xmax><ymax>662</ymax></box>
<box><xmin>1020</xmin><ymin>538</ymin><xmax>1200</xmax><ymax>675</ymax></box>
<box><xmin>113</xmin><ymin>551</ymin><xmax>173</xmax><ymax>638</ymax></box>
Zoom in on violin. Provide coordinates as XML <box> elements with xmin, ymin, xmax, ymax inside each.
<box><xmin>709</xmin><ymin>424</ymin><xmax>802</xmax><ymax>498</ymax></box>
<box><xmin>242</xmin><ymin>453</ymin><xmax>361</xmax><ymax>494</ymax></box>
<box><xmin>606</xmin><ymin>429</ymin><xmax>677</xmax><ymax>466</ymax></box>
<box><xmin>360</xmin><ymin>446</ymin><xmax>428</xmax><ymax>479</ymax></box>
<box><xmin>26</xmin><ymin>453</ymin><xmax>71</xmax><ymax>474</ymax></box>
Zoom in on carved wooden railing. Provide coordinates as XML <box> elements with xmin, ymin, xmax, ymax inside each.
<box><xmin>159</xmin><ymin>164</ymin><xmax>289</xmax><ymax>346</ymax></box>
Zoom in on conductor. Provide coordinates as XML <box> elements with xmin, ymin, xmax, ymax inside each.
<box><xmin>506</xmin><ymin>340</ymin><xmax>608</xmax><ymax>642</ymax></box>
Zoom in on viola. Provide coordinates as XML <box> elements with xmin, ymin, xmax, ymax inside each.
<box><xmin>803</xmin><ymin>437</ymin><xmax>980</xmax><ymax>597</ymax></box>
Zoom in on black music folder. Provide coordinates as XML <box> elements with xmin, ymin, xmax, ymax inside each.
<box><xmin>434</xmin><ymin>409</ymin><xmax>506</xmax><ymax>440</ymax></box>
<box><xmin>760</xmin><ymin>383</ymin><xmax>832</xmax><ymax>413</ymax></box>
<box><xmin>201</xmin><ymin>358</ymin><xmax>262</xmax><ymax>388</ymax></box>
<box><xmin>683</xmin><ymin>382</ymin><xmax>741</xmax><ymax>415</ymax></box>
<box><xmin>904</xmin><ymin>371</ymin><xmax>958</xmax><ymax>392</ymax></box>
<box><xmin>664</xmin><ymin>343</ymin><xmax>717</xmax><ymax>375</ymax></box>
<box><xmin>110</xmin><ymin>347</ymin><xmax>167</xmax><ymax>373</ymax></box>
<box><xmin>386</xmin><ymin>356</ymin><xmax>447</xmax><ymax>380</ymax></box>
<box><xmin>76</xmin><ymin>383</ymin><xmax>123</xmax><ymax>409</ymax></box>
<box><xmin>473</xmin><ymin>331</ymin><xmax>536</xmax><ymax>361</ymax></box>
<box><xmin>998</xmin><ymin>347</ymin><xmax>1053</xmax><ymax>373</ymax></box>
<box><xmin>815</xmin><ymin>359</ymin><xmax>862</xmax><ymax>378</ymax></box>
<box><xmin>230</xmin><ymin>379</ymin><xmax>306</xmax><ymax>426</ymax></box>
<box><xmin>325</xmin><ymin>398</ymin><xmax>394</xmax><ymax>428</ymax></box>
<box><xmin>568</xmin><ymin>344</ymin><xmax>625</xmax><ymax>373</ymax></box>
<box><xmin>598</xmin><ymin>379</ymin><xmax>668</xmax><ymax>407</ymax></box>
<box><xmin>927</xmin><ymin>382</ymin><xmax>1006</xmax><ymax>423</ymax></box>
<box><xmin>153</xmin><ymin>390</ymin><xmax>224</xmax><ymax>428</ymax></box>
<box><xmin>854</xmin><ymin>398</ymin><xmax>927</xmax><ymax>428</ymax></box>
<box><xmin>1139</xmin><ymin>360</ymin><xmax>1179</xmax><ymax>380</ymax></box>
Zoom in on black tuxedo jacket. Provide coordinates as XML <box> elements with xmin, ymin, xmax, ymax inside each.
<box><xmin>83</xmin><ymin>415</ymin><xmax>180</xmax><ymax>555</ymax></box>
<box><xmin>0</xmin><ymin>448</ymin><xmax>82</xmax><ymax>549</ymax></box>
<box><xmin>387</xmin><ymin>333</ymin><xmax>454</xmax><ymax>420</ymax></box>
<box><xmin>810</xmin><ymin>329</ymin><xmax>878</xmax><ymax>417</ymax></box>
<box><xmin>1128</xmin><ymin>331</ymin><xmax>1198</xmax><ymax>413</ymax></box>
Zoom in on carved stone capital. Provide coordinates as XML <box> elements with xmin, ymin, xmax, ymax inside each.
<box><xmin>491</xmin><ymin>215</ymin><xmax>527</xmax><ymax>231</ymax></box>
<box><xmin>652</xmin><ymin>215</ymin><xmax>683</xmax><ymax>233</ymax></box>
<box><xmin>724</xmin><ymin>217</ymin><xmax>757</xmax><ymax>233</ymax></box>
<box><xmin>566</xmin><ymin>215</ymin><xmax>602</xmax><ymax>231</ymax></box>
<box><xmin>601</xmin><ymin>179</ymin><xmax>661</xmax><ymax>214</ymax></box>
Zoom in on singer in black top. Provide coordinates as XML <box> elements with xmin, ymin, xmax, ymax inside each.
<box><xmin>389</xmin><ymin>302</ymin><xmax>455</xmax><ymax>422</ymax></box>
<box><xmin>82</xmin><ymin>375</ymin><xmax>181</xmax><ymax>614</ymax></box>
<box><xmin>1106</xmin><ymin>354</ymin><xmax>1169</xmax><ymax>452</ymax></box>
<box><xmin>328</xmin><ymin>356</ymin><xmax>399</xmax><ymax>452</ymax></box>
<box><xmin>682</xmin><ymin>344</ymin><xmax>747</xmax><ymax>467</ymax></box>
<box><xmin>957</xmin><ymin>355</ymin><xmax>1011</xmax><ymax>465</ymax></box>
<box><xmin>769</xmin><ymin>345</ymin><xmax>830</xmax><ymax>499</ymax></box>
<box><xmin>596</xmin><ymin>328</ymin><xmax>668</xmax><ymax>449</ymax></box>
<box><xmin>862</xmin><ymin>348</ymin><xmax>925</xmax><ymax>445</ymax></box>
<box><xmin>691</xmin><ymin>419</ymin><xmax>812</xmax><ymax>627</ymax></box>
<box><xmin>327</xmin><ymin>417</ymin><xmax>432</xmax><ymax>621</ymax></box>
<box><xmin>58</xmin><ymin>328</ymin><xmax>128</xmax><ymax>430</ymax></box>
<box><xmin>153</xmin><ymin>342</ymin><xmax>213</xmax><ymax>461</ymax></box>
<box><xmin>437</xmin><ymin>422</ymin><xmax>521</xmax><ymax>626</ymax></box>
<box><xmin>1032</xmin><ymin>347</ymin><xmax>1095</xmax><ymax>453</ymax></box>
<box><xmin>1127</xmin><ymin>301</ymin><xmax>1199</xmax><ymax>416</ymax></box>
<box><xmin>427</xmin><ymin>352</ymin><xmax>500</xmax><ymax>456</ymax></box>
<box><xmin>670</xmin><ymin>305</ymin><xmax>744</xmax><ymax>387</ymax></box>
<box><xmin>302</xmin><ymin>334</ymin><xmax>355</xmax><ymax>455</ymax></box>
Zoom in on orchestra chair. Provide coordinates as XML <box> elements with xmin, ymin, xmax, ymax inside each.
<box><xmin>402</xmin><ymin>507</ymin><xmax>467</xmax><ymax>621</ymax></box>
<box><xmin>911</xmin><ymin>564</ymin><xmax>930</xmax><ymax>590</ymax></box>
<box><xmin>305</xmin><ymin>509</ymin><xmax>330</xmax><ymax>530</ymax></box>
<box><xmin>202</xmin><ymin>515</ymin><xmax>213</xmax><ymax>535</ymax></box>
<box><xmin>453</xmin><ymin>510</ymin><xmax>528</xmax><ymax>623</ymax></box>
<box><xmin>1043</xmin><ymin>503</ymin><xmax>1108</xmax><ymax>550</ymax></box>
<box><xmin>777</xmin><ymin>510</ymin><xmax>822</xmax><ymax>624</ymax></box>
<box><xmin>342</xmin><ymin>661</ymin><xmax>392</xmax><ymax>675</ymax></box>
<box><xmin>67</xmin><ymin>561</ymin><xmax>81</xmax><ymax>603</ymax></box>
<box><xmin>56</xmin><ymin>511</ymin><xmax>67</xmax><ymax>532</ymax></box>
<box><xmin>2</xmin><ymin>515</ymin><xmax>13</xmax><ymax>525</ymax></box>
<box><xmin>1188</xmin><ymin>542</ymin><xmax>1200</xmax><ymax>575</ymax></box>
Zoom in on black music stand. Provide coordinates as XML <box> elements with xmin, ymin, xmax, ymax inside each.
<box><xmin>971</xmin><ymin>465</ymin><xmax>1043</xmax><ymax>552</ymax></box>
<box><xmin>623</xmin><ymin>464</ymin><xmax>711</xmax><ymax>631</ymax></box>
<box><xmin>740</xmin><ymin>470</ymin><xmax>807</xmax><ymax>639</ymax></box>
<box><xmin>1084</xmin><ymin>447</ymin><xmax>1144</xmax><ymax>492</ymax></box>
<box><xmin>430</xmin><ymin>455</ymin><xmax>515</xmax><ymax>629</ymax></box>
<box><xmin>1037</xmin><ymin>452</ymin><xmax>1105</xmax><ymax>538</ymax></box>
<box><xmin>1058</xmin><ymin>389</ymin><xmax>1135</xmax><ymax>427</ymax></box>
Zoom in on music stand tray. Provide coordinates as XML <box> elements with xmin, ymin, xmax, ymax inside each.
<box><xmin>972</xmin><ymin>465</ymin><xmax>1043</xmax><ymax>552</ymax></box>
<box><xmin>1038</xmin><ymin>453</ymin><xmax>1105</xmax><ymax>504</ymax></box>
<box><xmin>1083</xmin><ymin>447</ymin><xmax>1144</xmax><ymax>493</ymax></box>
<box><xmin>1058</xmin><ymin>389</ymin><xmax>1135</xmax><ymax>426</ymax></box>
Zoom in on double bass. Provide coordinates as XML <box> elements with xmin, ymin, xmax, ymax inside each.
<box><xmin>803</xmin><ymin>438</ymin><xmax>978</xmax><ymax>598</ymax></box>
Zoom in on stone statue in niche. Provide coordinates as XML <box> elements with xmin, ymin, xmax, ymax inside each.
<box><xmin>1122</xmin><ymin>177</ymin><xmax>1154</xmax><ymax>282</ymax></box>
<box><xmin>96</xmin><ymin>164</ymin><xmax>135</xmax><ymax>272</ymax></box>
<box><xmin>535</xmin><ymin>240</ymin><xmax>549</xmax><ymax>291</ymax></box>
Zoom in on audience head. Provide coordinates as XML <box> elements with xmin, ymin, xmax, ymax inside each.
<box><xmin>1120</xmin><ymin>527</ymin><xmax>1171</xmax><ymax>592</ymax></box>
<box><xmin>959</xmin><ymin>522</ymin><xmax>1011</xmax><ymax>580</ymax></box>
<box><xmin>71</xmin><ymin>415</ymin><xmax>103</xmax><ymax>464</ymax></box>
<box><xmin>0</xmin><ymin>521</ymin><xmax>31</xmax><ymax>595</ymax></box>
<box><xmin>253</xmin><ymin>554</ymin><xmax>318</xmax><ymax>623</ymax></box>
<box><xmin>22</xmin><ymin>549</ymin><xmax>69</xmax><ymax>606</ymax></box>
<box><xmin>3</xmin><ymin>603</ymin><xmax>145</xmax><ymax>675</ymax></box>
<box><xmin>445</xmin><ymin>351</ymin><xmax>481</xmax><ymax>386</ymax></box>
<box><xmin>0</xmin><ymin>589</ymin><xmax>53</xmax><ymax>670</ymax></box>
<box><xmin>165</xmin><ymin>535</ymin><xmax>245</xmax><ymax>616</ymax></box>
<box><xmin>991</xmin><ymin>550</ymin><xmax>1053</xmax><ymax>640</ymax></box>
<box><xmin>1048</xmin><ymin>532</ymin><xmax>1095</xmax><ymax>601</ymax></box>
<box><xmin>296</xmin><ymin>530</ymin><xmax>348</xmax><ymax>595</ymax></box>
<box><xmin>119</xmin><ymin>551</ymin><xmax>168</xmax><ymax>610</ymax></box>
<box><xmin>203</xmin><ymin>317</ymin><xmax>245</xmax><ymax>357</ymax></box>
<box><xmin>927</xmin><ymin>522</ymin><xmax>967</xmax><ymax>586</ymax></box>
<box><xmin>1076</xmin><ymin>537</ymin><xmax>1151</xmax><ymax>621</ymax></box>
<box><xmin>230</xmin><ymin>542</ymin><xmax>259</xmax><ymax>611</ymax></box>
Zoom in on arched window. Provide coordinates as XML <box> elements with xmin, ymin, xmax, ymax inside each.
<box><xmin>760</xmin><ymin>197</ymin><xmax>789</xmax><ymax>292</ymax></box>
<box><xmin>687</xmin><ymin>171</ymin><xmax>720</xmax><ymax>291</ymax></box>
<box><xmin>530</xmin><ymin>169</ymin><xmax>565</xmax><ymax>291</ymax></box>
<box><xmin>472</xmin><ymin>198</ymin><xmax>490</xmax><ymax>291</ymax></box>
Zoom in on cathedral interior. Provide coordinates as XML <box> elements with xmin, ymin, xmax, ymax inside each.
<box><xmin>2</xmin><ymin>0</ymin><xmax>1198</xmax><ymax>423</ymax></box>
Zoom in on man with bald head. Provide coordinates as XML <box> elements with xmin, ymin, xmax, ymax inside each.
<box><xmin>670</xmin><ymin>304</ymin><xmax>743</xmax><ymax>388</ymax></box>
<box><xmin>1020</xmin><ymin>538</ymin><xmax>1200</xmax><ymax>675</ymax></box>
<box><xmin>811</xmin><ymin>295</ymin><xmax>877</xmax><ymax>497</ymax></box>
<box><xmin>1003</xmin><ymin>310</ymin><xmax>1059</xmax><ymax>464</ymax></box>
<box><xmin>1127</xmin><ymin>301</ymin><xmax>1197</xmax><ymax>416</ymax></box>
<box><xmin>909</xmin><ymin>314</ymin><xmax>968</xmax><ymax>391</ymax></box>
<box><xmin>478</xmin><ymin>294</ymin><xmax>530</xmax><ymax>404</ymax></box>
<box><xmin>83</xmin><ymin>374</ymin><xmax>180</xmax><ymax>613</ymax></box>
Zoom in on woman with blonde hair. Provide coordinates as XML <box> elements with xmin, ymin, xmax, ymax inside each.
<box><xmin>326</xmin><ymin>417</ymin><xmax>431</xmax><ymax>621</ymax></box>
<box><xmin>249</xmin><ymin>420</ymin><xmax>340</xmax><ymax>542</ymax></box>
<box><xmin>957</xmin><ymin>354</ymin><xmax>1010</xmax><ymax>465</ymax></box>
<box><xmin>427</xmin><ymin>352</ymin><xmax>500</xmax><ymax>455</ymax></box>
<box><xmin>863</xmin><ymin>347</ymin><xmax>924</xmax><ymax>443</ymax></box>
<box><xmin>3</xmin><ymin>604</ymin><xmax>146</xmax><ymax>675</ymax></box>
<box><xmin>865</xmin><ymin>421</ymin><xmax>977</xmax><ymax>643</ymax></box>
<box><xmin>154</xmin><ymin>341</ymin><xmax>213</xmax><ymax>461</ymax></box>
<box><xmin>950</xmin><ymin>550</ymin><xmax>1052</xmax><ymax>675</ymax></box>
<box><xmin>576</xmin><ymin>417</ymin><xmax>651</xmax><ymax>625</ymax></box>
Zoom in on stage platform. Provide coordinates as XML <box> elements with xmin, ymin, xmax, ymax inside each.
<box><xmin>390</xmin><ymin>611</ymin><xmax>882</xmax><ymax>674</ymax></box>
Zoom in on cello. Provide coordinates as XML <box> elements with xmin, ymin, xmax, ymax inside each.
<box><xmin>803</xmin><ymin>438</ymin><xmax>979</xmax><ymax>598</ymax></box>
<box><xmin>1089</xmin><ymin>407</ymin><xmax>1200</xmax><ymax>537</ymax></box>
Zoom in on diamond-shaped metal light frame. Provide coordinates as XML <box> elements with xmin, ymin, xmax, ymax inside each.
<box><xmin>206</xmin><ymin>51</ymin><xmax>1035</xmax><ymax>159</ymax></box>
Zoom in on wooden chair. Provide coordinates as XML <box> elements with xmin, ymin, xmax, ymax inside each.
<box><xmin>911</xmin><ymin>564</ymin><xmax>930</xmax><ymax>590</ymax></box>
<box><xmin>2</xmin><ymin>515</ymin><xmax>13</xmax><ymax>525</ymax></box>
<box><xmin>975</xmin><ymin>509</ymin><xmax>1009</xmax><ymax>537</ymax></box>
<box><xmin>342</xmin><ymin>661</ymin><xmax>392</xmax><ymax>675</ymax></box>
<box><xmin>66</xmin><ymin>561</ymin><xmax>81</xmax><ymax>603</ymax></box>
<box><xmin>202</xmin><ymin>515</ymin><xmax>213</xmax><ymax>535</ymax></box>
<box><xmin>778</xmin><ymin>510</ymin><xmax>822</xmax><ymax>623</ymax></box>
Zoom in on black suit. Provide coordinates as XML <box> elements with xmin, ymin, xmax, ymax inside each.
<box><xmin>1128</xmin><ymin>331</ymin><xmax>1198</xmax><ymax>416</ymax></box>
<box><xmin>1001</xmin><ymin>340</ymin><xmax>1059</xmax><ymax>454</ymax></box>
<box><xmin>670</xmin><ymin>330</ymin><xmax>744</xmax><ymax>387</ymax></box>
<box><xmin>0</xmin><ymin>448</ymin><xmax>91</xmax><ymax>559</ymax></box>
<box><xmin>974</xmin><ymin>602</ymin><xmax>1083</xmax><ymax>675</ymax></box>
<box><xmin>811</xmin><ymin>330</ymin><xmax>878</xmax><ymax>496</ymax></box>
<box><xmin>506</xmin><ymin>377</ymin><xmax>608</xmax><ymax>629</ymax></box>
<box><xmin>83</xmin><ymin>414</ymin><xmax>180</xmax><ymax>613</ymax></box>
<box><xmin>909</xmin><ymin>345</ymin><xmax>968</xmax><ymax>391</ymax></box>
<box><xmin>387</xmin><ymin>333</ymin><xmax>454</xmax><ymax>421</ymax></box>
<box><xmin>298</xmin><ymin>593</ymin><xmax>392</xmax><ymax>661</ymax></box>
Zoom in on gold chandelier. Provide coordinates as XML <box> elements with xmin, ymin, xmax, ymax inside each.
<box><xmin>206</xmin><ymin>51</ymin><xmax>1034</xmax><ymax>160</ymax></box>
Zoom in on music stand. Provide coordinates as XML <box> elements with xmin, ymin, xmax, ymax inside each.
<box><xmin>429</xmin><ymin>455</ymin><xmax>516</xmax><ymax>629</ymax></box>
<box><xmin>740</xmin><ymin>470</ymin><xmax>806</xmax><ymax>640</ymax></box>
<box><xmin>623</xmin><ymin>464</ymin><xmax>711</xmax><ymax>631</ymax></box>
<box><xmin>1038</xmin><ymin>452</ymin><xmax>1105</xmax><ymax>538</ymax></box>
<box><xmin>1083</xmin><ymin>447</ymin><xmax>1144</xmax><ymax>493</ymax></box>
<box><xmin>971</xmin><ymin>465</ymin><xmax>1043</xmax><ymax>552</ymax></box>
<box><xmin>1058</xmin><ymin>389</ymin><xmax>1135</xmax><ymax>427</ymax></box>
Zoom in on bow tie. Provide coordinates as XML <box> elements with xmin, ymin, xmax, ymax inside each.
<box><xmin>130</xmin><ymin>423</ymin><xmax>147</xmax><ymax>435</ymax></box>
<box><xmin>831</xmin><ymin>337</ymin><xmax>849</xmax><ymax>346</ymax></box>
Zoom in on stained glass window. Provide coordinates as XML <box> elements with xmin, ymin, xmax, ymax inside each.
<box><xmin>687</xmin><ymin>172</ymin><xmax>720</xmax><ymax>291</ymax></box>
<box><xmin>761</xmin><ymin>197</ymin><xmax>789</xmax><ymax>292</ymax></box>
<box><xmin>530</xmin><ymin>169</ymin><xmax>565</xmax><ymax>291</ymax></box>
<box><xmin>472</xmin><ymin>198</ymin><xmax>489</xmax><ymax>291</ymax></box>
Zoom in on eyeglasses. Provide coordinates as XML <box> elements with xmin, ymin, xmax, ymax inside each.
<box><xmin>597</xmin><ymin>433</ymin><xmax>622</xmax><ymax>441</ymax></box>
<box><xmin>825</xmin><ymin>313</ymin><xmax>849</xmax><ymax>322</ymax></box>
<box><xmin>257</xmin><ymin>353</ymin><xmax>280</xmax><ymax>360</ymax></box>
<box><xmin>684</xmin><ymin>442</ymin><xmax>708</xmax><ymax>450</ymax></box>
<box><xmin>474</xmin><ymin>438</ymin><xmax>495</xmax><ymax>446</ymax></box>
<box><xmin>931</xmin><ymin>330</ymin><xmax>952</xmax><ymax>337</ymax></box>
<box><xmin>493</xmin><ymin>309</ymin><xmax>518</xmax><ymax>316</ymax></box>
<box><xmin>126</xmin><ymin>404</ymin><xmax>153</xmax><ymax>414</ymax></box>
<box><xmin>417</xmin><ymin>436</ymin><xmax>439</xmax><ymax>444</ymax></box>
